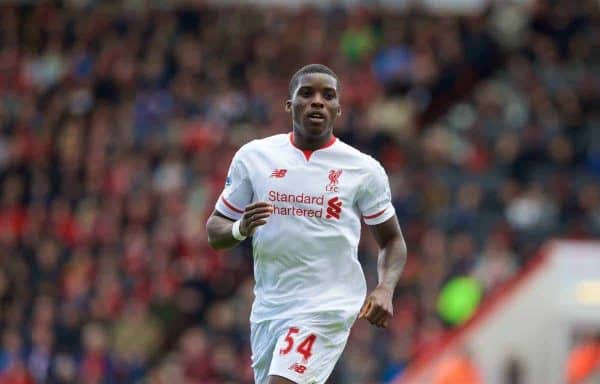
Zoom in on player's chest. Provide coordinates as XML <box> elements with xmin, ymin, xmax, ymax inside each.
<box><xmin>251</xmin><ymin>161</ymin><xmax>362</xmax><ymax>205</ymax></box>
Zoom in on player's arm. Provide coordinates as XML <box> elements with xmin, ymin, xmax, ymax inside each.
<box><xmin>359</xmin><ymin>215</ymin><xmax>407</xmax><ymax>328</ymax></box>
<box><xmin>206</xmin><ymin>202</ymin><xmax>273</xmax><ymax>250</ymax></box>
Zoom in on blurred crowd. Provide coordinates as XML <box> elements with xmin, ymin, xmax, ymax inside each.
<box><xmin>566</xmin><ymin>332</ymin><xmax>600</xmax><ymax>384</ymax></box>
<box><xmin>0</xmin><ymin>1</ymin><xmax>598</xmax><ymax>383</ymax></box>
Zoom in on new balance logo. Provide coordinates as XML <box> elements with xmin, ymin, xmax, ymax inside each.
<box><xmin>270</xmin><ymin>169</ymin><xmax>287</xmax><ymax>178</ymax></box>
<box><xmin>326</xmin><ymin>196</ymin><xmax>342</xmax><ymax>220</ymax></box>
<box><xmin>288</xmin><ymin>363</ymin><xmax>307</xmax><ymax>374</ymax></box>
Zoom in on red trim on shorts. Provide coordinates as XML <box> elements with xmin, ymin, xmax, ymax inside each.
<box><xmin>221</xmin><ymin>196</ymin><xmax>244</xmax><ymax>214</ymax></box>
<box><xmin>363</xmin><ymin>208</ymin><xmax>386</xmax><ymax>220</ymax></box>
<box><xmin>289</xmin><ymin>132</ymin><xmax>337</xmax><ymax>161</ymax></box>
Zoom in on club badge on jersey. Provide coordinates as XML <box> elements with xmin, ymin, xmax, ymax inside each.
<box><xmin>326</xmin><ymin>169</ymin><xmax>342</xmax><ymax>192</ymax></box>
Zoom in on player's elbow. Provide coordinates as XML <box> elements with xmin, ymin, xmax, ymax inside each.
<box><xmin>205</xmin><ymin>216</ymin><xmax>230</xmax><ymax>250</ymax></box>
<box><xmin>207</xmin><ymin>239</ymin><xmax>225</xmax><ymax>250</ymax></box>
<box><xmin>385</xmin><ymin>234</ymin><xmax>407</xmax><ymax>260</ymax></box>
<box><xmin>381</xmin><ymin>231</ymin><xmax>405</xmax><ymax>252</ymax></box>
<box><xmin>205</xmin><ymin>217</ymin><xmax>220</xmax><ymax>249</ymax></box>
<box><xmin>206</xmin><ymin>232</ymin><xmax>220</xmax><ymax>250</ymax></box>
<box><xmin>397</xmin><ymin>235</ymin><xmax>407</xmax><ymax>255</ymax></box>
<box><xmin>395</xmin><ymin>235</ymin><xmax>408</xmax><ymax>260</ymax></box>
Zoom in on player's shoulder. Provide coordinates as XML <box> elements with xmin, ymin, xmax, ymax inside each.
<box><xmin>335</xmin><ymin>138</ymin><xmax>383</xmax><ymax>171</ymax></box>
<box><xmin>236</xmin><ymin>134</ymin><xmax>289</xmax><ymax>156</ymax></box>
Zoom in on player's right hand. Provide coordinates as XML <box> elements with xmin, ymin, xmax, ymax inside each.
<box><xmin>239</xmin><ymin>202</ymin><xmax>274</xmax><ymax>237</ymax></box>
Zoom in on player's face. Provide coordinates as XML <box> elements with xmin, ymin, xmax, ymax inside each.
<box><xmin>286</xmin><ymin>73</ymin><xmax>341</xmax><ymax>138</ymax></box>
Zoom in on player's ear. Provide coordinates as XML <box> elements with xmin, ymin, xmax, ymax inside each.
<box><xmin>285</xmin><ymin>100</ymin><xmax>292</xmax><ymax>112</ymax></box>
<box><xmin>337</xmin><ymin>106</ymin><xmax>342</xmax><ymax>117</ymax></box>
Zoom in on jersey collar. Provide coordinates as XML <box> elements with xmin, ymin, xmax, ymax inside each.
<box><xmin>289</xmin><ymin>132</ymin><xmax>337</xmax><ymax>161</ymax></box>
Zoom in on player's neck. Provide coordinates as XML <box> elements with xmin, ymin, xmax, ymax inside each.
<box><xmin>292</xmin><ymin>127</ymin><xmax>334</xmax><ymax>151</ymax></box>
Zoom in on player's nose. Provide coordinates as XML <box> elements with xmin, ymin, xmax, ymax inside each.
<box><xmin>311</xmin><ymin>93</ymin><xmax>325</xmax><ymax>108</ymax></box>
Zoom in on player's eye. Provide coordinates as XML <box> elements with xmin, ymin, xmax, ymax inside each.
<box><xmin>299</xmin><ymin>88</ymin><xmax>312</xmax><ymax>97</ymax></box>
<box><xmin>324</xmin><ymin>91</ymin><xmax>336</xmax><ymax>100</ymax></box>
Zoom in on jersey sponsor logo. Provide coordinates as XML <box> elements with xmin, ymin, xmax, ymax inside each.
<box><xmin>271</xmin><ymin>169</ymin><xmax>288</xmax><ymax>178</ymax></box>
<box><xmin>288</xmin><ymin>362</ymin><xmax>307</xmax><ymax>374</ymax></box>
<box><xmin>326</xmin><ymin>196</ymin><xmax>342</xmax><ymax>219</ymax></box>
<box><xmin>326</xmin><ymin>169</ymin><xmax>342</xmax><ymax>192</ymax></box>
<box><xmin>266</xmin><ymin>190</ymin><xmax>343</xmax><ymax>220</ymax></box>
<box><xmin>268</xmin><ymin>190</ymin><xmax>324</xmax><ymax>217</ymax></box>
<box><xmin>268</xmin><ymin>190</ymin><xmax>324</xmax><ymax>205</ymax></box>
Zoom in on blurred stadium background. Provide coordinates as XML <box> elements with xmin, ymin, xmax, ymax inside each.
<box><xmin>1</xmin><ymin>0</ymin><xmax>599</xmax><ymax>383</ymax></box>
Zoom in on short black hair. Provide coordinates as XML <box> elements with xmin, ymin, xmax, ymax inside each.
<box><xmin>288</xmin><ymin>64</ymin><xmax>339</xmax><ymax>97</ymax></box>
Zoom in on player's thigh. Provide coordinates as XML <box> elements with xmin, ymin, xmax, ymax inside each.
<box><xmin>268</xmin><ymin>322</ymin><xmax>349</xmax><ymax>384</ymax></box>
<box><xmin>251</xmin><ymin>320</ymin><xmax>279</xmax><ymax>384</ymax></box>
<box><xmin>268</xmin><ymin>375</ymin><xmax>297</xmax><ymax>384</ymax></box>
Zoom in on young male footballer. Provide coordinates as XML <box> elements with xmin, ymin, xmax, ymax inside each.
<box><xmin>207</xmin><ymin>64</ymin><xmax>407</xmax><ymax>384</ymax></box>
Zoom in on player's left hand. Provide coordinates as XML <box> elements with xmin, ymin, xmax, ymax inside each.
<box><xmin>358</xmin><ymin>286</ymin><xmax>394</xmax><ymax>328</ymax></box>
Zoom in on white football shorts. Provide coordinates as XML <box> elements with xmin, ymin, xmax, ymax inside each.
<box><xmin>250</xmin><ymin>316</ymin><xmax>354</xmax><ymax>384</ymax></box>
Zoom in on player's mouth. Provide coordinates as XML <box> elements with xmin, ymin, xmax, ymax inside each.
<box><xmin>306</xmin><ymin>111</ymin><xmax>327</xmax><ymax>123</ymax></box>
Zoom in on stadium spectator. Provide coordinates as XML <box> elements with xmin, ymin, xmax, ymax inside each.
<box><xmin>433</xmin><ymin>349</ymin><xmax>482</xmax><ymax>384</ymax></box>
<box><xmin>566</xmin><ymin>334</ymin><xmax>600</xmax><ymax>384</ymax></box>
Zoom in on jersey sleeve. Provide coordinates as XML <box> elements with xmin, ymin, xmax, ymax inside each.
<box><xmin>214</xmin><ymin>147</ymin><xmax>254</xmax><ymax>220</ymax></box>
<box><xmin>356</xmin><ymin>159</ymin><xmax>396</xmax><ymax>225</ymax></box>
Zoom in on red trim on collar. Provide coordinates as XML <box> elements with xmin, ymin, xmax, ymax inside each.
<box><xmin>289</xmin><ymin>132</ymin><xmax>337</xmax><ymax>161</ymax></box>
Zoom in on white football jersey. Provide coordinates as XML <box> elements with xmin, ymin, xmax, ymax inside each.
<box><xmin>215</xmin><ymin>133</ymin><xmax>395</xmax><ymax>324</ymax></box>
